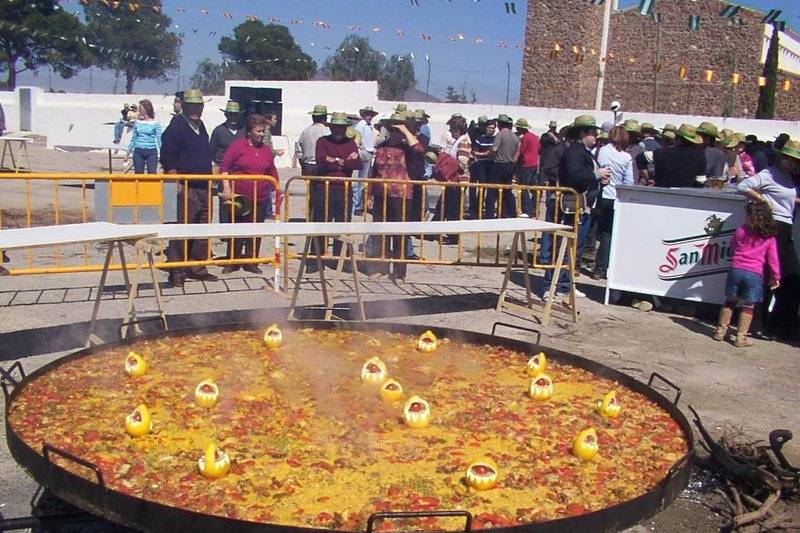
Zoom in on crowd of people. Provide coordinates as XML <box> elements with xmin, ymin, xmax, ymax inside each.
<box><xmin>107</xmin><ymin>87</ymin><xmax>798</xmax><ymax>343</ymax></box>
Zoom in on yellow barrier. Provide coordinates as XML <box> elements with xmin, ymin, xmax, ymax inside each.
<box><xmin>0</xmin><ymin>173</ymin><xmax>280</xmax><ymax>275</ymax></box>
<box><xmin>282</xmin><ymin>175</ymin><xmax>580</xmax><ymax>287</ymax></box>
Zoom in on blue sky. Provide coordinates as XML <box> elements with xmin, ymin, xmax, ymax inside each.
<box><xmin>18</xmin><ymin>0</ymin><xmax>800</xmax><ymax>103</ymax></box>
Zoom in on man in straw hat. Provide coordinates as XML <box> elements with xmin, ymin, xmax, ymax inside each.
<box><xmin>210</xmin><ymin>100</ymin><xmax>245</xmax><ymax>225</ymax></box>
<box><xmin>652</xmin><ymin>124</ymin><xmax>706</xmax><ymax>188</ymax></box>
<box><xmin>352</xmin><ymin>106</ymin><xmax>379</xmax><ymax>217</ymax></box>
<box><xmin>514</xmin><ymin>118</ymin><xmax>540</xmax><ymax>217</ymax></box>
<box><xmin>484</xmin><ymin>113</ymin><xmax>520</xmax><ymax>219</ymax></box>
<box><xmin>543</xmin><ymin>114</ymin><xmax>610</xmax><ymax>300</ymax></box>
<box><xmin>697</xmin><ymin>121</ymin><xmax>726</xmax><ymax>179</ymax></box>
<box><xmin>295</xmin><ymin>104</ymin><xmax>330</xmax><ymax>177</ymax></box>
<box><xmin>160</xmin><ymin>88</ymin><xmax>218</xmax><ymax>286</ymax></box>
<box><xmin>467</xmin><ymin>117</ymin><xmax>496</xmax><ymax>219</ymax></box>
<box><xmin>737</xmin><ymin>137</ymin><xmax>800</xmax><ymax>341</ymax></box>
<box><xmin>309</xmin><ymin>111</ymin><xmax>362</xmax><ymax>271</ymax></box>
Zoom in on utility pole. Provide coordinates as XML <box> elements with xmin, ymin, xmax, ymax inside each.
<box><xmin>594</xmin><ymin>0</ymin><xmax>613</xmax><ymax>110</ymax></box>
<box><xmin>652</xmin><ymin>16</ymin><xmax>662</xmax><ymax>112</ymax></box>
<box><xmin>425</xmin><ymin>55</ymin><xmax>431</xmax><ymax>94</ymax></box>
<box><xmin>505</xmin><ymin>61</ymin><xmax>511</xmax><ymax>105</ymax></box>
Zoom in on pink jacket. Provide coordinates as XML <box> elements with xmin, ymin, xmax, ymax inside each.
<box><xmin>730</xmin><ymin>225</ymin><xmax>780</xmax><ymax>281</ymax></box>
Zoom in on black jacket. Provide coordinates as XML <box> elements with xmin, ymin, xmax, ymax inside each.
<box><xmin>559</xmin><ymin>141</ymin><xmax>601</xmax><ymax>208</ymax></box>
<box><xmin>539</xmin><ymin>140</ymin><xmax>568</xmax><ymax>185</ymax></box>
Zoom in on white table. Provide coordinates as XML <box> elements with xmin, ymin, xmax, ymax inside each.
<box><xmin>0</xmin><ymin>136</ymin><xmax>33</xmax><ymax>173</ymax></box>
<box><xmin>137</xmin><ymin>219</ymin><xmax>575</xmax><ymax>325</ymax></box>
<box><xmin>0</xmin><ymin>222</ymin><xmax>165</xmax><ymax>345</ymax></box>
<box><xmin>53</xmin><ymin>144</ymin><xmax>129</xmax><ymax>173</ymax></box>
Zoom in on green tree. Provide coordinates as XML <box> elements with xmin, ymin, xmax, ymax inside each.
<box><xmin>756</xmin><ymin>23</ymin><xmax>780</xmax><ymax>119</ymax></box>
<box><xmin>321</xmin><ymin>35</ymin><xmax>385</xmax><ymax>81</ymax></box>
<box><xmin>84</xmin><ymin>1</ymin><xmax>181</xmax><ymax>94</ymax></box>
<box><xmin>378</xmin><ymin>54</ymin><xmax>417</xmax><ymax>100</ymax></box>
<box><xmin>0</xmin><ymin>1</ymin><xmax>91</xmax><ymax>89</ymax></box>
<box><xmin>218</xmin><ymin>21</ymin><xmax>316</xmax><ymax>80</ymax></box>
<box><xmin>189</xmin><ymin>58</ymin><xmax>250</xmax><ymax>95</ymax></box>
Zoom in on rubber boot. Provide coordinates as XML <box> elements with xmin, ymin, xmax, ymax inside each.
<box><xmin>735</xmin><ymin>310</ymin><xmax>754</xmax><ymax>348</ymax></box>
<box><xmin>714</xmin><ymin>305</ymin><xmax>734</xmax><ymax>341</ymax></box>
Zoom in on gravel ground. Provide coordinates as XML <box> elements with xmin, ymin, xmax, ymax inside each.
<box><xmin>0</xmin><ymin>137</ymin><xmax>797</xmax><ymax>532</ymax></box>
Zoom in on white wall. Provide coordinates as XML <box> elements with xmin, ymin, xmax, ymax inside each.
<box><xmin>3</xmin><ymin>84</ymin><xmax>800</xmax><ymax>169</ymax></box>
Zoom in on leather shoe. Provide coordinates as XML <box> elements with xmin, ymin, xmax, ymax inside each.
<box><xmin>188</xmin><ymin>271</ymin><xmax>219</xmax><ymax>282</ymax></box>
<box><xmin>221</xmin><ymin>265</ymin><xmax>241</xmax><ymax>275</ymax></box>
<box><xmin>243</xmin><ymin>264</ymin><xmax>262</xmax><ymax>274</ymax></box>
<box><xmin>168</xmin><ymin>272</ymin><xmax>185</xmax><ymax>288</ymax></box>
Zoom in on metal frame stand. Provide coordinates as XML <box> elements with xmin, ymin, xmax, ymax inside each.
<box><xmin>288</xmin><ymin>234</ymin><xmax>366</xmax><ymax>321</ymax></box>
<box><xmin>86</xmin><ymin>239</ymin><xmax>168</xmax><ymax>347</ymax></box>
<box><xmin>0</xmin><ymin>138</ymin><xmax>32</xmax><ymax>173</ymax></box>
<box><xmin>496</xmin><ymin>229</ymin><xmax>578</xmax><ymax>326</ymax></box>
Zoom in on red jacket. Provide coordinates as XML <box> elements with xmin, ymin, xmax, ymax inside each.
<box><xmin>433</xmin><ymin>152</ymin><xmax>464</xmax><ymax>183</ymax></box>
<box><xmin>518</xmin><ymin>131</ymin><xmax>540</xmax><ymax>168</ymax></box>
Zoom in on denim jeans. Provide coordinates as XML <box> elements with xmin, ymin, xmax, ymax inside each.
<box><xmin>352</xmin><ymin>152</ymin><xmax>373</xmax><ymax>215</ymax></box>
<box><xmin>543</xmin><ymin>211</ymin><xmax>591</xmax><ymax>295</ymax></box>
<box><xmin>516</xmin><ymin>165</ymin><xmax>538</xmax><ymax>216</ymax></box>
<box><xmin>133</xmin><ymin>147</ymin><xmax>158</xmax><ymax>174</ymax></box>
<box><xmin>594</xmin><ymin>197</ymin><xmax>615</xmax><ymax>276</ymax></box>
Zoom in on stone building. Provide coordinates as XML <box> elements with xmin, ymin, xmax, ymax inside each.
<box><xmin>520</xmin><ymin>0</ymin><xmax>800</xmax><ymax>120</ymax></box>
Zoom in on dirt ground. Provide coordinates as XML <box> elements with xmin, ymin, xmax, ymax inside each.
<box><xmin>0</xmin><ymin>137</ymin><xmax>797</xmax><ymax>532</ymax></box>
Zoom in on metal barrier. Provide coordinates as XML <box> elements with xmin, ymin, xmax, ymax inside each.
<box><xmin>0</xmin><ymin>173</ymin><xmax>280</xmax><ymax>275</ymax></box>
<box><xmin>282</xmin><ymin>175</ymin><xmax>580</xmax><ymax>287</ymax></box>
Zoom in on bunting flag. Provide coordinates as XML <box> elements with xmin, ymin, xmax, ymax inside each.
<box><xmin>638</xmin><ymin>0</ymin><xmax>654</xmax><ymax>16</ymax></box>
<box><xmin>504</xmin><ymin>2</ymin><xmax>516</xmax><ymax>14</ymax></box>
<box><xmin>783</xmin><ymin>80</ymin><xmax>791</xmax><ymax>92</ymax></box>
<box><xmin>589</xmin><ymin>0</ymin><xmax>605</xmax><ymax>5</ymax></box>
<box><xmin>758</xmin><ymin>76</ymin><xmax>767</xmax><ymax>87</ymax></box>
<box><xmin>410</xmin><ymin>0</ymin><xmax>420</xmax><ymax>5</ymax></box>
<box><xmin>732</xmin><ymin>72</ymin><xmax>740</xmax><ymax>84</ymax></box>
<box><xmin>689</xmin><ymin>15</ymin><xmax>700</xmax><ymax>31</ymax></box>
<box><xmin>705</xmin><ymin>69</ymin><xmax>714</xmax><ymax>82</ymax></box>
<box><xmin>678</xmin><ymin>65</ymin><xmax>688</xmax><ymax>80</ymax></box>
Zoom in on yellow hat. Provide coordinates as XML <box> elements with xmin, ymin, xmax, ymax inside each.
<box><xmin>183</xmin><ymin>89</ymin><xmax>204</xmax><ymax>104</ymax></box>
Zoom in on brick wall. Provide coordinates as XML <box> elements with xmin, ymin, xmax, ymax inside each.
<box><xmin>521</xmin><ymin>0</ymin><xmax>800</xmax><ymax>121</ymax></box>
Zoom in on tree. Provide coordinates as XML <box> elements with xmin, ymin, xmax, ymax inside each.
<box><xmin>445</xmin><ymin>85</ymin><xmax>468</xmax><ymax>103</ymax></box>
<box><xmin>321</xmin><ymin>35</ymin><xmax>385</xmax><ymax>81</ymax></box>
<box><xmin>84</xmin><ymin>1</ymin><xmax>181</xmax><ymax>94</ymax></box>
<box><xmin>756</xmin><ymin>22</ymin><xmax>780</xmax><ymax>119</ymax></box>
<box><xmin>218</xmin><ymin>21</ymin><xmax>316</xmax><ymax>80</ymax></box>
<box><xmin>0</xmin><ymin>1</ymin><xmax>91</xmax><ymax>89</ymax></box>
<box><xmin>378</xmin><ymin>55</ymin><xmax>416</xmax><ymax>100</ymax></box>
<box><xmin>190</xmin><ymin>59</ymin><xmax>250</xmax><ymax>95</ymax></box>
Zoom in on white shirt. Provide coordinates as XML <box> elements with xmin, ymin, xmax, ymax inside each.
<box><xmin>354</xmin><ymin>119</ymin><xmax>375</xmax><ymax>152</ymax></box>
<box><xmin>597</xmin><ymin>144</ymin><xmax>634</xmax><ymax>201</ymax></box>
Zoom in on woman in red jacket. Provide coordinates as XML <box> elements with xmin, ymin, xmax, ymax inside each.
<box><xmin>220</xmin><ymin>114</ymin><xmax>279</xmax><ymax>274</ymax></box>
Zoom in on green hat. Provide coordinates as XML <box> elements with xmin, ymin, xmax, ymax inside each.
<box><xmin>676</xmin><ymin>123</ymin><xmax>703</xmax><ymax>144</ymax></box>
<box><xmin>515</xmin><ymin>118</ymin><xmax>531</xmax><ymax>130</ymax></box>
<box><xmin>661</xmin><ymin>130</ymin><xmax>677</xmax><ymax>142</ymax></box>
<box><xmin>662</xmin><ymin>123</ymin><xmax>677</xmax><ymax>133</ymax></box>
<box><xmin>328</xmin><ymin>112</ymin><xmax>350</xmax><ymax>126</ymax></box>
<box><xmin>697</xmin><ymin>121</ymin><xmax>719</xmax><ymax>139</ymax></box>
<box><xmin>596</xmin><ymin>130</ymin><xmax>609</xmax><ymax>140</ymax></box>
<box><xmin>548</xmin><ymin>120</ymin><xmax>558</xmax><ymax>128</ymax></box>
<box><xmin>394</xmin><ymin>103</ymin><xmax>409</xmax><ymax>113</ymax></box>
<box><xmin>623</xmin><ymin>119</ymin><xmax>641</xmax><ymax>134</ymax></box>
<box><xmin>388</xmin><ymin>112</ymin><xmax>407</xmax><ymax>124</ymax></box>
<box><xmin>183</xmin><ymin>89</ymin><xmax>204</xmax><ymax>104</ymax></box>
<box><xmin>778</xmin><ymin>138</ymin><xmax>800</xmax><ymax>160</ymax></box>
<box><xmin>308</xmin><ymin>104</ymin><xmax>329</xmax><ymax>116</ymax></box>
<box><xmin>720</xmin><ymin>128</ymin><xmax>735</xmax><ymax>140</ymax></box>
<box><xmin>220</xmin><ymin>100</ymin><xmax>241</xmax><ymax>114</ymax></box>
<box><xmin>572</xmin><ymin>114</ymin><xmax>598</xmax><ymax>129</ymax></box>
<box><xmin>415</xmin><ymin>108</ymin><xmax>430</xmax><ymax>118</ymax></box>
<box><xmin>223</xmin><ymin>194</ymin><xmax>253</xmax><ymax>219</ymax></box>
<box><xmin>424</xmin><ymin>150</ymin><xmax>438</xmax><ymax>165</ymax></box>
<box><xmin>718</xmin><ymin>134</ymin><xmax>742</xmax><ymax>149</ymax></box>
<box><xmin>641</xmin><ymin>122</ymin><xmax>657</xmax><ymax>134</ymax></box>
<box><xmin>411</xmin><ymin>109</ymin><xmax>426</xmax><ymax>121</ymax></box>
<box><xmin>359</xmin><ymin>106</ymin><xmax>379</xmax><ymax>116</ymax></box>
<box><xmin>477</xmin><ymin>115</ymin><xmax>488</xmax><ymax>124</ymax></box>
<box><xmin>450</xmin><ymin>112</ymin><xmax>464</xmax><ymax>120</ymax></box>
<box><xmin>496</xmin><ymin>113</ymin><xmax>513</xmax><ymax>125</ymax></box>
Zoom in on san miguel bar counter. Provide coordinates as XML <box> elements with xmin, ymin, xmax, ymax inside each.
<box><xmin>605</xmin><ymin>185</ymin><xmax>748</xmax><ymax>306</ymax></box>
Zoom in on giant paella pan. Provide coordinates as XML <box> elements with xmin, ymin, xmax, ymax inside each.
<box><xmin>3</xmin><ymin>321</ymin><xmax>693</xmax><ymax>532</ymax></box>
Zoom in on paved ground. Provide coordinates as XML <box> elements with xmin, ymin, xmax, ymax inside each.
<box><xmin>0</xmin><ymin>137</ymin><xmax>798</xmax><ymax>531</ymax></box>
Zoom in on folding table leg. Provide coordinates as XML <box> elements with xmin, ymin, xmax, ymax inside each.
<box><xmin>324</xmin><ymin>237</ymin><xmax>350</xmax><ymax>321</ymax></box>
<box><xmin>288</xmin><ymin>236</ymin><xmax>312</xmax><ymax>320</ymax></box>
<box><xmin>567</xmin><ymin>237</ymin><xmax>579</xmax><ymax>323</ymax></box>
<box><xmin>541</xmin><ymin>235</ymin><xmax>568</xmax><ymax>326</ymax></box>
<box><xmin>117</xmin><ymin>241</ymin><xmax>142</xmax><ymax>337</ymax></box>
<box><xmin>517</xmin><ymin>231</ymin><xmax>533</xmax><ymax>308</ymax></box>
<box><xmin>0</xmin><ymin>142</ymin><xmax>7</xmax><ymax>171</ymax></box>
<box><xmin>495</xmin><ymin>232</ymin><xmax>520</xmax><ymax>311</ymax></box>
<box><xmin>21</xmin><ymin>142</ymin><xmax>31</xmax><ymax>172</ymax></box>
<box><xmin>348</xmin><ymin>242</ymin><xmax>366</xmax><ymax>320</ymax></box>
<box><xmin>86</xmin><ymin>242</ymin><xmax>115</xmax><ymax>347</ymax></box>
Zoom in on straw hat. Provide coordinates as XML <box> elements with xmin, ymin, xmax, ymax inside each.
<box><xmin>697</xmin><ymin>121</ymin><xmax>720</xmax><ymax>139</ymax></box>
<box><xmin>394</xmin><ymin>103</ymin><xmax>409</xmax><ymax>113</ymax></box>
<box><xmin>359</xmin><ymin>106</ymin><xmax>379</xmax><ymax>117</ymax></box>
<box><xmin>496</xmin><ymin>114</ymin><xmax>513</xmax><ymax>125</ymax></box>
<box><xmin>676</xmin><ymin>124</ymin><xmax>703</xmax><ymax>144</ymax></box>
<box><xmin>328</xmin><ymin>112</ymin><xmax>350</xmax><ymax>126</ymax></box>
<box><xmin>182</xmin><ymin>89</ymin><xmax>204</xmax><ymax>104</ymax></box>
<box><xmin>597</xmin><ymin>130</ymin><xmax>609</xmax><ymax>140</ymax></box>
<box><xmin>308</xmin><ymin>104</ymin><xmax>329</xmax><ymax>116</ymax></box>
<box><xmin>477</xmin><ymin>115</ymin><xmax>489</xmax><ymax>124</ymax></box>
<box><xmin>778</xmin><ymin>138</ymin><xmax>800</xmax><ymax>161</ymax></box>
<box><xmin>662</xmin><ymin>130</ymin><xmax>677</xmax><ymax>142</ymax></box>
<box><xmin>641</xmin><ymin>122</ymin><xmax>657</xmax><ymax>134</ymax></box>
<box><xmin>515</xmin><ymin>118</ymin><xmax>531</xmax><ymax>130</ymax></box>
<box><xmin>548</xmin><ymin>120</ymin><xmax>558</xmax><ymax>128</ymax></box>
<box><xmin>623</xmin><ymin>119</ymin><xmax>641</xmax><ymax>134</ymax></box>
<box><xmin>415</xmin><ymin>108</ymin><xmax>430</xmax><ymax>119</ymax></box>
<box><xmin>662</xmin><ymin>123</ymin><xmax>677</xmax><ymax>133</ymax></box>
<box><xmin>387</xmin><ymin>112</ymin><xmax>407</xmax><ymax>124</ymax></box>
<box><xmin>223</xmin><ymin>194</ymin><xmax>253</xmax><ymax>219</ymax></box>
<box><xmin>572</xmin><ymin>114</ymin><xmax>599</xmax><ymax>129</ymax></box>
<box><xmin>220</xmin><ymin>101</ymin><xmax>241</xmax><ymax>114</ymax></box>
<box><xmin>718</xmin><ymin>134</ymin><xmax>742</xmax><ymax>149</ymax></box>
